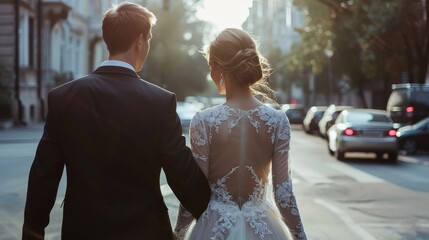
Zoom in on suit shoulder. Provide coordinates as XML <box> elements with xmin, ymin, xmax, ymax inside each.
<box><xmin>49</xmin><ymin>75</ymin><xmax>91</xmax><ymax>93</ymax></box>
<box><xmin>140</xmin><ymin>79</ymin><xmax>173</xmax><ymax>95</ymax></box>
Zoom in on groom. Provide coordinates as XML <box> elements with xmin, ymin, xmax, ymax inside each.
<box><xmin>22</xmin><ymin>3</ymin><xmax>210</xmax><ymax>240</ymax></box>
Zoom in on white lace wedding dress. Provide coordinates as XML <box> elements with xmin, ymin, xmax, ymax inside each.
<box><xmin>175</xmin><ymin>103</ymin><xmax>307</xmax><ymax>240</ymax></box>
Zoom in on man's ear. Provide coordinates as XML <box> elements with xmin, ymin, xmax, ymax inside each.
<box><xmin>135</xmin><ymin>34</ymin><xmax>144</xmax><ymax>50</ymax></box>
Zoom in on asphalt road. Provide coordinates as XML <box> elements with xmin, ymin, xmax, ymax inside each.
<box><xmin>0</xmin><ymin>124</ymin><xmax>428</xmax><ymax>239</ymax></box>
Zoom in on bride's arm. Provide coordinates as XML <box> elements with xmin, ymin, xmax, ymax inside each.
<box><xmin>174</xmin><ymin>112</ymin><xmax>210</xmax><ymax>239</ymax></box>
<box><xmin>174</xmin><ymin>204</ymin><xmax>194</xmax><ymax>239</ymax></box>
<box><xmin>271</xmin><ymin>112</ymin><xmax>307</xmax><ymax>240</ymax></box>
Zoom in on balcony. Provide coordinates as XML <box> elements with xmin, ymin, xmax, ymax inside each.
<box><xmin>42</xmin><ymin>1</ymin><xmax>71</xmax><ymax>28</ymax></box>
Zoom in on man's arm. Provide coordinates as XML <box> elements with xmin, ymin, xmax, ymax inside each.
<box><xmin>160</xmin><ymin>94</ymin><xmax>210</xmax><ymax>219</ymax></box>
<box><xmin>23</xmin><ymin>92</ymin><xmax>65</xmax><ymax>240</ymax></box>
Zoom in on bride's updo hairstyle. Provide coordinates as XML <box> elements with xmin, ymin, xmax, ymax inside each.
<box><xmin>206</xmin><ymin>28</ymin><xmax>272</xmax><ymax>86</ymax></box>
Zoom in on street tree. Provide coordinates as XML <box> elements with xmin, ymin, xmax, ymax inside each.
<box><xmin>364</xmin><ymin>0</ymin><xmax>429</xmax><ymax>85</ymax></box>
<box><xmin>142</xmin><ymin>0</ymin><xmax>212</xmax><ymax>100</ymax></box>
<box><xmin>289</xmin><ymin>0</ymin><xmax>429</xmax><ymax>108</ymax></box>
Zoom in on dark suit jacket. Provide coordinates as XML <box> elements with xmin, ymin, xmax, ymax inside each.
<box><xmin>22</xmin><ymin>66</ymin><xmax>211</xmax><ymax>240</ymax></box>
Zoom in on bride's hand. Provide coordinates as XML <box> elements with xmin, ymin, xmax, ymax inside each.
<box><xmin>173</xmin><ymin>229</ymin><xmax>186</xmax><ymax>240</ymax></box>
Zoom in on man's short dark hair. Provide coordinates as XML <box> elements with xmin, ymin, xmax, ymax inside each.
<box><xmin>102</xmin><ymin>2</ymin><xmax>156</xmax><ymax>55</ymax></box>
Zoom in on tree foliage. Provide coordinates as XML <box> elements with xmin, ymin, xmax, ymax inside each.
<box><xmin>286</xmin><ymin>0</ymin><xmax>332</xmax><ymax>74</ymax></box>
<box><xmin>366</xmin><ymin>0</ymin><xmax>429</xmax><ymax>84</ymax></box>
<box><xmin>142</xmin><ymin>0</ymin><xmax>213</xmax><ymax>100</ymax></box>
<box><xmin>288</xmin><ymin>0</ymin><xmax>429</xmax><ymax>107</ymax></box>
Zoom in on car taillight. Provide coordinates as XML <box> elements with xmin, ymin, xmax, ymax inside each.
<box><xmin>343</xmin><ymin>128</ymin><xmax>355</xmax><ymax>136</ymax></box>
<box><xmin>388</xmin><ymin>129</ymin><xmax>397</xmax><ymax>137</ymax></box>
<box><xmin>406</xmin><ymin>106</ymin><xmax>414</xmax><ymax>124</ymax></box>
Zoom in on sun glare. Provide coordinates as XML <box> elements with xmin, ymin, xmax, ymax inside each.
<box><xmin>197</xmin><ymin>0</ymin><xmax>253</xmax><ymax>31</ymax></box>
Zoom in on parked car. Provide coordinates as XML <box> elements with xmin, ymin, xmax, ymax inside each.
<box><xmin>387</xmin><ymin>83</ymin><xmax>429</xmax><ymax>129</ymax></box>
<box><xmin>327</xmin><ymin>109</ymin><xmax>398</xmax><ymax>162</ymax></box>
<box><xmin>281</xmin><ymin>104</ymin><xmax>306</xmax><ymax>124</ymax></box>
<box><xmin>318</xmin><ymin>104</ymin><xmax>353</xmax><ymax>138</ymax></box>
<box><xmin>396</xmin><ymin>116</ymin><xmax>429</xmax><ymax>155</ymax></box>
<box><xmin>303</xmin><ymin>106</ymin><xmax>328</xmax><ymax>134</ymax></box>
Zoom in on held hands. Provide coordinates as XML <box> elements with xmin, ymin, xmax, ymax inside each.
<box><xmin>173</xmin><ymin>221</ymin><xmax>191</xmax><ymax>240</ymax></box>
<box><xmin>173</xmin><ymin>229</ymin><xmax>186</xmax><ymax>240</ymax></box>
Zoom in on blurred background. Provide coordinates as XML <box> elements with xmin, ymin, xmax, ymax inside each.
<box><xmin>2</xmin><ymin>0</ymin><xmax>428</xmax><ymax>127</ymax></box>
<box><xmin>1</xmin><ymin>0</ymin><xmax>429</xmax><ymax>239</ymax></box>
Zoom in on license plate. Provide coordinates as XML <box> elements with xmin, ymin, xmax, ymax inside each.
<box><xmin>362</xmin><ymin>131</ymin><xmax>382</xmax><ymax>137</ymax></box>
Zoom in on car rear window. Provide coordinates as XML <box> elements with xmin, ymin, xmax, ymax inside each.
<box><xmin>347</xmin><ymin>112</ymin><xmax>391</xmax><ymax>124</ymax></box>
<box><xmin>314</xmin><ymin>111</ymin><xmax>324</xmax><ymax>119</ymax></box>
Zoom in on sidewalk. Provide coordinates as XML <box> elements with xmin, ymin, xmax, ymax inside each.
<box><xmin>0</xmin><ymin>123</ymin><xmax>44</xmax><ymax>144</ymax></box>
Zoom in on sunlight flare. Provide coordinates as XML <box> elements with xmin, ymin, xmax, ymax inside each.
<box><xmin>197</xmin><ymin>0</ymin><xmax>253</xmax><ymax>30</ymax></box>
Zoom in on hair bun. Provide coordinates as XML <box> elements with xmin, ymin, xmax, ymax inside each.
<box><xmin>216</xmin><ymin>48</ymin><xmax>263</xmax><ymax>85</ymax></box>
<box><xmin>208</xmin><ymin>28</ymin><xmax>271</xmax><ymax>86</ymax></box>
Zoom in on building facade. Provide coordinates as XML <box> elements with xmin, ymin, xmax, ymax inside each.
<box><xmin>243</xmin><ymin>0</ymin><xmax>304</xmax><ymax>104</ymax></box>
<box><xmin>243</xmin><ymin>0</ymin><xmax>303</xmax><ymax>55</ymax></box>
<box><xmin>0</xmin><ymin>0</ymin><xmax>169</xmax><ymax>126</ymax></box>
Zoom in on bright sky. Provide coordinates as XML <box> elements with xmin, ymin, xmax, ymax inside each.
<box><xmin>196</xmin><ymin>0</ymin><xmax>253</xmax><ymax>30</ymax></box>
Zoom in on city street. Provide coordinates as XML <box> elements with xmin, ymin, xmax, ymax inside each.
<box><xmin>0</xmin><ymin>124</ymin><xmax>429</xmax><ymax>240</ymax></box>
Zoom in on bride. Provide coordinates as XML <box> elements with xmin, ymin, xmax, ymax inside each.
<box><xmin>174</xmin><ymin>28</ymin><xmax>307</xmax><ymax>240</ymax></box>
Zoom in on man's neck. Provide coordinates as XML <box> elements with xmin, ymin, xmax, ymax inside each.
<box><xmin>108</xmin><ymin>54</ymin><xmax>136</xmax><ymax>70</ymax></box>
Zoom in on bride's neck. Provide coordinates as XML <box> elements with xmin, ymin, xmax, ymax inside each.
<box><xmin>225</xmin><ymin>82</ymin><xmax>259</xmax><ymax>108</ymax></box>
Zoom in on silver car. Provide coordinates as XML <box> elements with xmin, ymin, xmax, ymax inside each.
<box><xmin>318</xmin><ymin>104</ymin><xmax>353</xmax><ymax>138</ymax></box>
<box><xmin>327</xmin><ymin>109</ymin><xmax>398</xmax><ymax>162</ymax></box>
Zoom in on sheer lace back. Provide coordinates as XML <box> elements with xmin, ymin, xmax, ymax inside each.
<box><xmin>192</xmin><ymin>104</ymin><xmax>282</xmax><ymax>207</ymax></box>
<box><xmin>178</xmin><ymin>103</ymin><xmax>307</xmax><ymax>240</ymax></box>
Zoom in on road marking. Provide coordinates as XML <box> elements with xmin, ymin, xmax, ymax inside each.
<box><xmin>315</xmin><ymin>198</ymin><xmax>376</xmax><ymax>240</ymax></box>
<box><xmin>161</xmin><ymin>184</ymin><xmax>173</xmax><ymax>196</ymax></box>
<box><xmin>293</xmin><ymin>164</ymin><xmax>333</xmax><ymax>184</ymax></box>
<box><xmin>400</xmin><ymin>155</ymin><xmax>429</xmax><ymax>167</ymax></box>
<box><xmin>327</xmin><ymin>163</ymin><xmax>384</xmax><ymax>183</ymax></box>
<box><xmin>399</xmin><ymin>156</ymin><xmax>420</xmax><ymax>164</ymax></box>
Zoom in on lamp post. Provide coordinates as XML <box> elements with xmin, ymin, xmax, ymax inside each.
<box><xmin>324</xmin><ymin>49</ymin><xmax>333</xmax><ymax>105</ymax></box>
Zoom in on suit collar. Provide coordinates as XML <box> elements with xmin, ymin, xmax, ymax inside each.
<box><xmin>92</xmin><ymin>66</ymin><xmax>141</xmax><ymax>79</ymax></box>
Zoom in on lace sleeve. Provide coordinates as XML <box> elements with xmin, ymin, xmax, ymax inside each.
<box><xmin>188</xmin><ymin>112</ymin><xmax>209</xmax><ymax>177</ymax></box>
<box><xmin>174</xmin><ymin>112</ymin><xmax>210</xmax><ymax>239</ymax></box>
<box><xmin>272</xmin><ymin>112</ymin><xmax>307</xmax><ymax>240</ymax></box>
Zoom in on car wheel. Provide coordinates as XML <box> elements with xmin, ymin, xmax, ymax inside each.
<box><xmin>327</xmin><ymin>141</ymin><xmax>334</xmax><ymax>156</ymax></box>
<box><xmin>402</xmin><ymin>139</ymin><xmax>417</xmax><ymax>155</ymax></box>
<box><xmin>304</xmin><ymin>127</ymin><xmax>311</xmax><ymax>134</ymax></box>
<box><xmin>322</xmin><ymin>125</ymin><xmax>328</xmax><ymax>139</ymax></box>
<box><xmin>388</xmin><ymin>151</ymin><xmax>398</xmax><ymax>163</ymax></box>
<box><xmin>335</xmin><ymin>150</ymin><xmax>345</xmax><ymax>160</ymax></box>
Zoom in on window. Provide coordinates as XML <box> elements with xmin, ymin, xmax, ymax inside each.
<box><xmin>29</xmin><ymin>17</ymin><xmax>34</xmax><ymax>67</ymax></box>
<box><xmin>19</xmin><ymin>15</ymin><xmax>28</xmax><ymax>67</ymax></box>
<box><xmin>75</xmin><ymin>39</ymin><xmax>81</xmax><ymax>76</ymax></box>
<box><xmin>286</xmin><ymin>1</ymin><xmax>292</xmax><ymax>27</ymax></box>
<box><xmin>347</xmin><ymin>112</ymin><xmax>391</xmax><ymax>124</ymax></box>
<box><xmin>51</xmin><ymin>24</ymin><xmax>64</xmax><ymax>72</ymax></box>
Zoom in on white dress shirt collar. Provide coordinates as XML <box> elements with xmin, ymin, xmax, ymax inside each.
<box><xmin>100</xmin><ymin>60</ymin><xmax>135</xmax><ymax>72</ymax></box>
